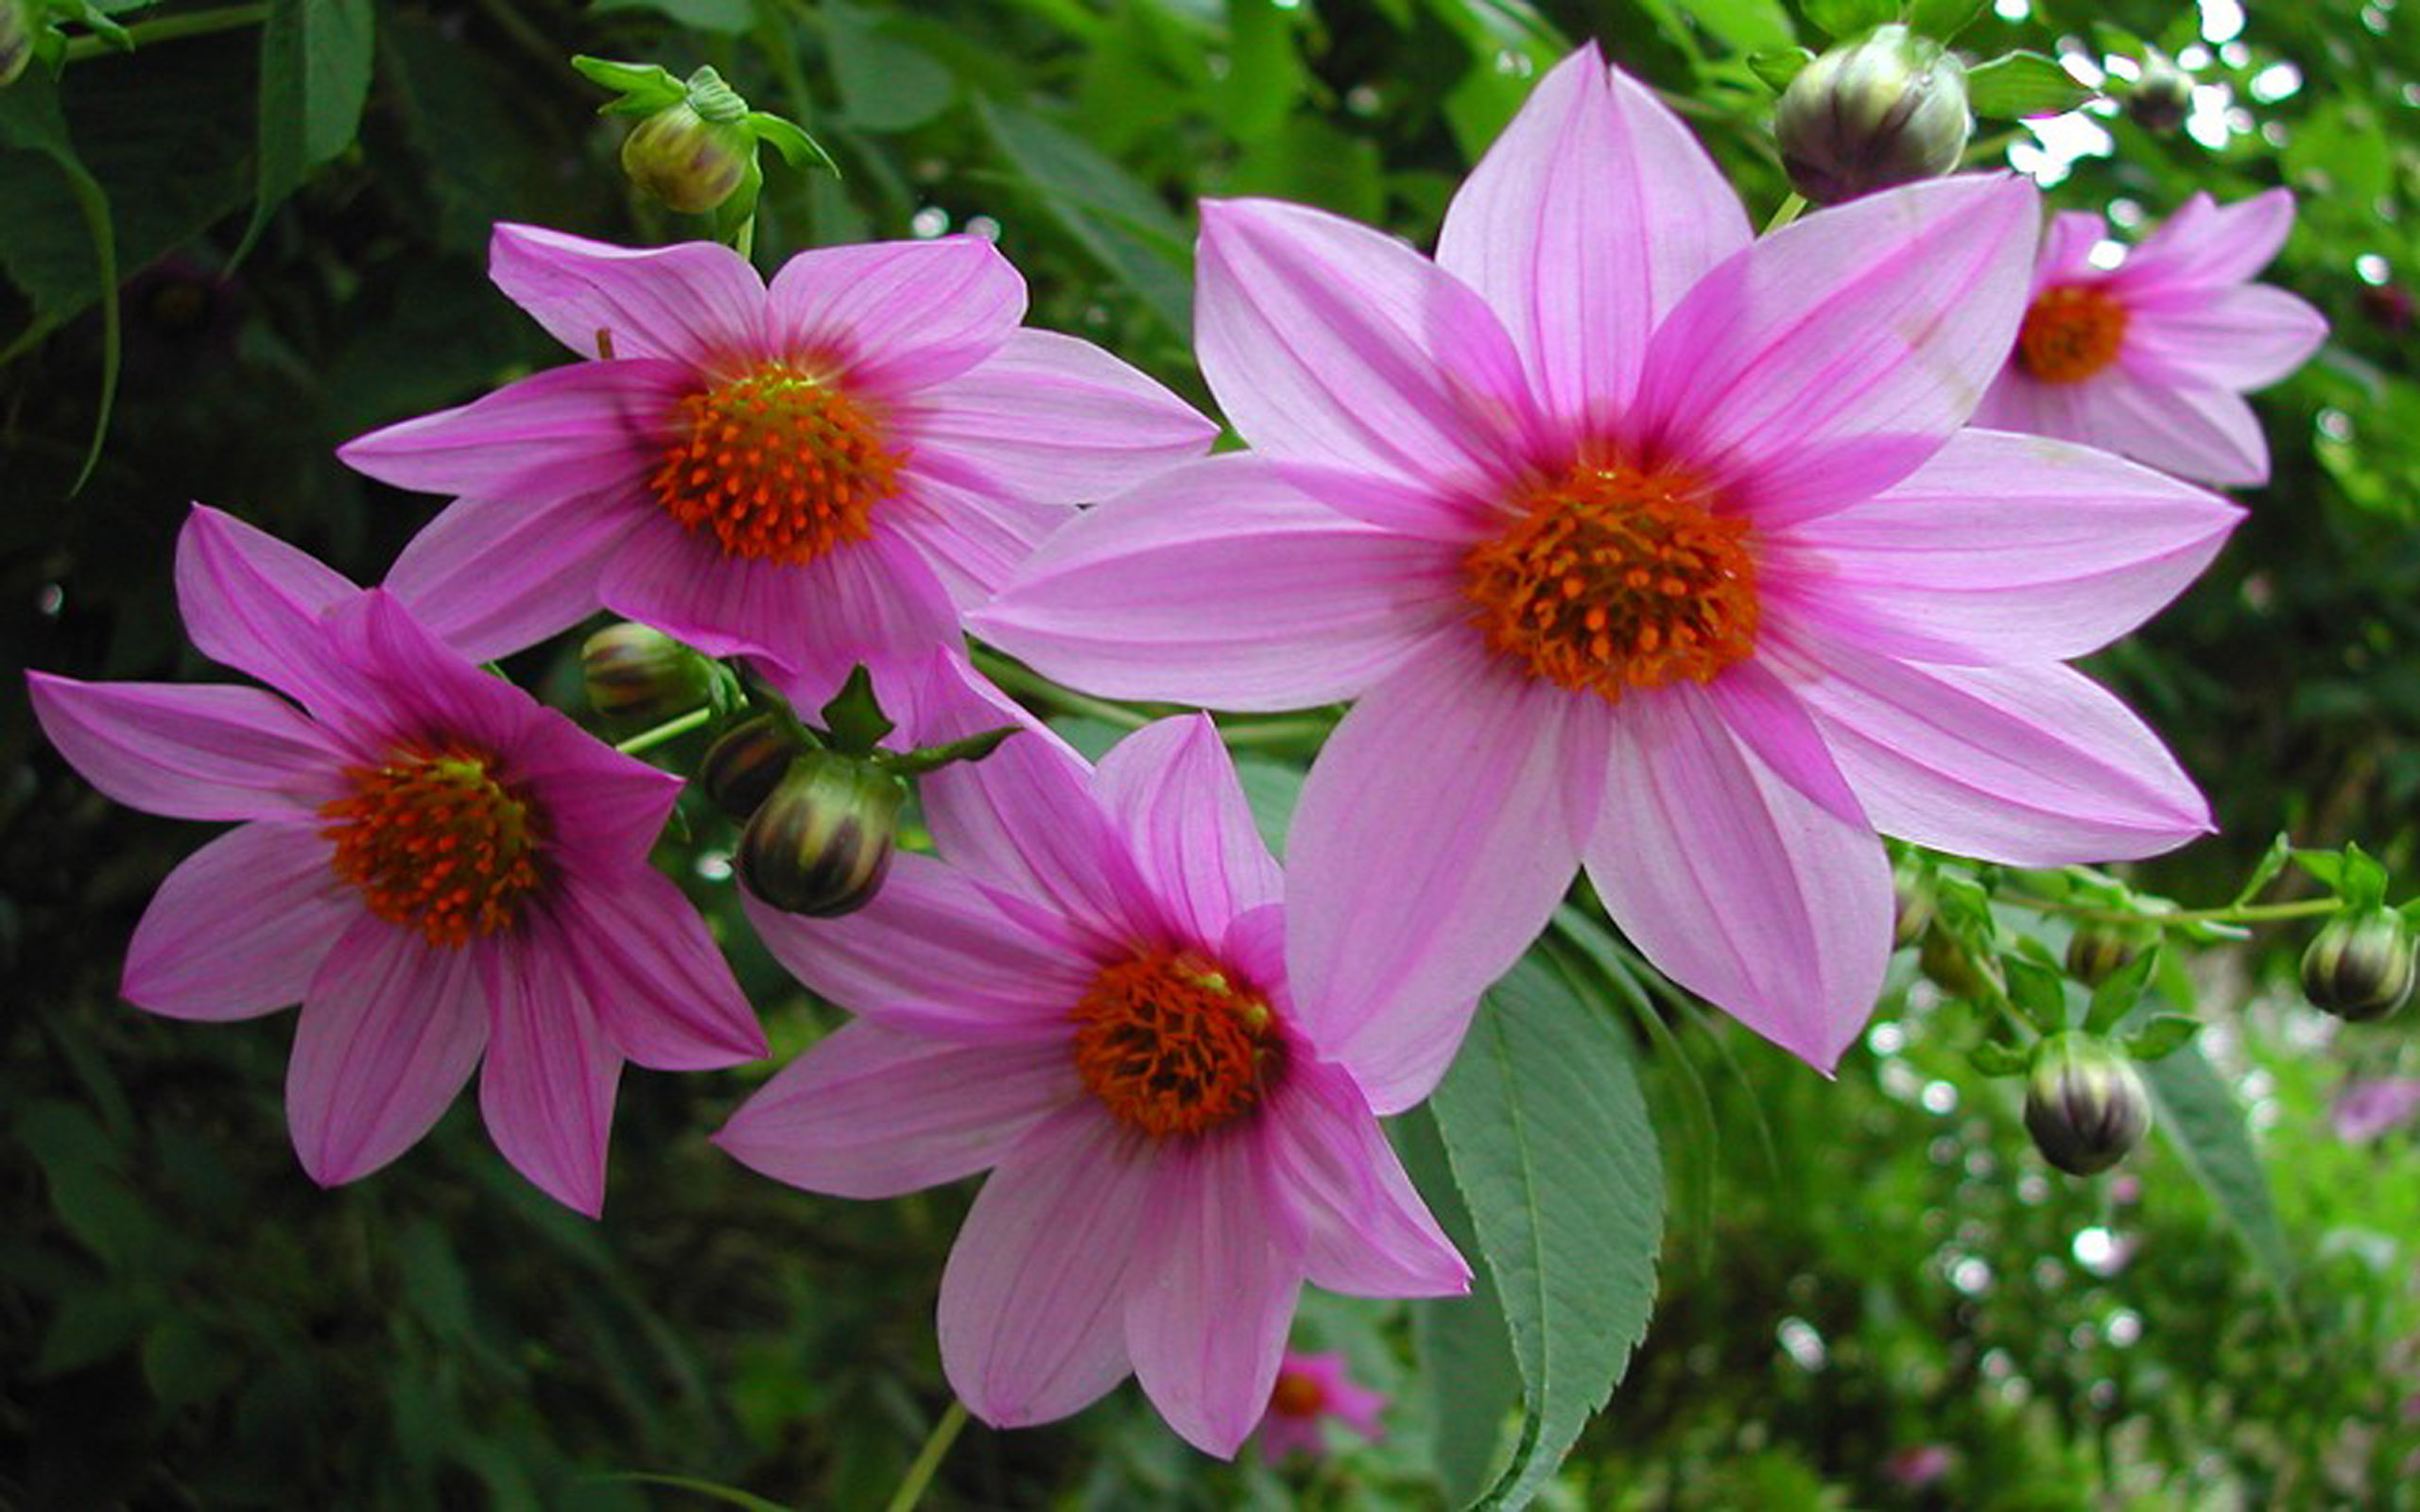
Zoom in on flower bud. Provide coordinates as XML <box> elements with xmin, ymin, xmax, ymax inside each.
<box><xmin>1918</xmin><ymin>929</ymin><xmax>1998</xmax><ymax>1001</ymax></box>
<box><xmin>697</xmin><ymin>713</ymin><xmax>804</xmax><ymax>820</ymax></box>
<box><xmin>735</xmin><ymin>751</ymin><xmax>905</xmax><ymax>917</ymax></box>
<box><xmin>580</xmin><ymin>623</ymin><xmax>713</xmax><ymax>723</ymax></box>
<box><xmin>2024</xmin><ymin>1033</ymin><xmax>2152</xmax><ymax>1176</ymax></box>
<box><xmin>2125</xmin><ymin>51</ymin><xmax>2193</xmax><ymax>134</ymax></box>
<box><xmin>1892</xmin><ymin>862</ymin><xmax>1933</xmax><ymax>950</ymax></box>
<box><xmin>2065</xmin><ymin>922</ymin><xmax>2144</xmax><ymax>988</ymax></box>
<box><xmin>1774</xmin><ymin>26</ymin><xmax>1971</xmax><ymax>205</ymax></box>
<box><xmin>2300</xmin><ymin>909</ymin><xmax>2414</xmax><ymax>1022</ymax></box>
<box><xmin>620</xmin><ymin>77</ymin><xmax>752</xmax><ymax>215</ymax></box>
<box><xmin>1</xmin><ymin>0</ymin><xmax>33</xmax><ymax>89</ymax></box>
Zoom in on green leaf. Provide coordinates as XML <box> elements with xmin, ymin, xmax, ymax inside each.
<box><xmin>818</xmin><ymin>665</ymin><xmax>894</xmax><ymax>755</ymax></box>
<box><xmin>1801</xmin><ymin>0</ymin><xmax>1895</xmax><ymax>41</ymax></box>
<box><xmin>1430</xmin><ymin>957</ymin><xmax>1663</xmax><ymax>1510</ymax></box>
<box><xmin>588</xmin><ymin>0</ymin><xmax>754</xmax><ymax>31</ymax></box>
<box><xmin>1215</xmin><ymin>0</ymin><xmax>1307</xmax><ymax>140</ymax></box>
<box><xmin>975</xmin><ymin>95</ymin><xmax>1191</xmax><ymax>336</ymax></box>
<box><xmin>1679</xmin><ymin>0</ymin><xmax>1796</xmax><ymax>53</ymax></box>
<box><xmin>2082</xmin><ymin>944</ymin><xmax>2160</xmax><ymax>1036</ymax></box>
<box><xmin>35</xmin><ymin>1286</ymin><xmax>153</xmax><ymax>1376</ymax></box>
<box><xmin>2228</xmin><ymin>831</ymin><xmax>2292</xmax><ymax>906</ymax></box>
<box><xmin>1964</xmin><ymin>51</ymin><xmax>2095</xmax><ymax>118</ymax></box>
<box><xmin>886</xmin><ymin>726</ymin><xmax>1018</xmax><ymax>777</ymax></box>
<box><xmin>569</xmin><ymin>56</ymin><xmax>687</xmax><ymax>114</ymax></box>
<box><xmin>1968</xmin><ymin>1040</ymin><xmax>2029</xmax><ymax>1077</ymax></box>
<box><xmin>1909</xmin><ymin>0</ymin><xmax>1991</xmax><ymax>43</ymax></box>
<box><xmin>2124</xmin><ymin>1014</ymin><xmax>2202</xmax><ymax>1061</ymax></box>
<box><xmin>822</xmin><ymin>2</ymin><xmax>955</xmax><ymax>132</ymax></box>
<box><xmin>2001</xmin><ymin>954</ymin><xmax>2069</xmax><ymax>1035</ymax></box>
<box><xmin>0</xmin><ymin>76</ymin><xmax>116</xmax><ymax>490</ymax></box>
<box><xmin>2291</xmin><ymin>847</ymin><xmax>2345</xmax><ymax>892</ymax></box>
<box><xmin>748</xmin><ymin>112</ymin><xmax>838</xmax><ymax>176</ymax></box>
<box><xmin>2140</xmin><ymin>1044</ymin><xmax>2298</xmax><ymax>1328</ymax></box>
<box><xmin>2339</xmin><ymin>843</ymin><xmax>2391</xmax><ymax>911</ymax></box>
<box><xmin>1748</xmin><ymin>46</ymin><xmax>1816</xmax><ymax>93</ymax></box>
<box><xmin>234</xmin><ymin>0</ymin><xmax>372</xmax><ymax>261</ymax></box>
<box><xmin>1401</xmin><ymin>1108</ymin><xmax>1521</xmax><ymax>1504</ymax></box>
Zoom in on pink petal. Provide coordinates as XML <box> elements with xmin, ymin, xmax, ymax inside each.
<box><xmin>2038</xmin><ymin>211</ymin><xmax>2108</xmax><ymax>284</ymax></box>
<box><xmin>908</xmin><ymin>328</ymin><xmax>1219</xmax><ymax>500</ymax></box>
<box><xmin>1124</xmin><ymin>1129</ymin><xmax>1305</xmax><ymax>1457</ymax></box>
<box><xmin>27</xmin><ymin>675</ymin><xmax>340</xmax><ymax>821</ymax></box>
<box><xmin>337</xmin><ymin>359</ymin><xmax>685</xmax><ymax>499</ymax></box>
<box><xmin>766</xmin><ymin>237</ymin><xmax>1026</xmax><ymax>395</ymax></box>
<box><xmin>1762</xmin><ymin>429</ymin><xmax>2243</xmax><ymax>664</ymax></box>
<box><xmin>715</xmin><ymin>1019</ymin><xmax>1077</xmax><ymax>1197</ymax></box>
<box><xmin>939</xmin><ymin>1104</ymin><xmax>1155</xmax><ymax>1428</ymax></box>
<box><xmin>502</xmin><ymin>716</ymin><xmax>684</xmax><ymax>873</ymax></box>
<box><xmin>122</xmin><ymin>821</ymin><xmax>348</xmax><ymax>1021</ymax></box>
<box><xmin>1090</xmin><ymin>714</ymin><xmax>1283</xmax><ymax>947</ymax></box>
<box><xmin>1769</xmin><ymin>634</ymin><xmax>2212</xmax><ymax>864</ymax></box>
<box><xmin>881</xmin><ymin>465</ymin><xmax>1075</xmax><ymax>610</ymax></box>
<box><xmin>2087</xmin><ymin>372</ymin><xmax>2271</xmax><ymax>486</ymax></box>
<box><xmin>1286</xmin><ymin>637</ymin><xmax>1604</xmax><ymax>1101</ymax></box>
<box><xmin>1586</xmin><ymin>684</ymin><xmax>1890</xmax><ymax>1072</ymax></box>
<box><xmin>383</xmin><ymin>487</ymin><xmax>648</xmax><ymax>663</ymax></box>
<box><xmin>174</xmin><ymin>505</ymin><xmax>362</xmax><ymax>713</ymax></box>
<box><xmin>1703</xmin><ymin>659</ymin><xmax>1867</xmax><ymax>825</ymax></box>
<box><xmin>478</xmin><ymin>925</ymin><xmax>622</xmax><ymax>1216</ymax></box>
<box><xmin>327</xmin><ymin>592</ymin><xmax>547</xmax><ymax>756</ymax></box>
<box><xmin>2119</xmin><ymin>189</ymin><xmax>2293</xmax><ymax>288</ymax></box>
<box><xmin>287</xmin><ymin>915</ymin><xmax>489</xmax><ymax>1187</ymax></box>
<box><xmin>1634</xmin><ymin>175</ymin><xmax>2040</xmax><ymax>525</ymax></box>
<box><xmin>1436</xmin><ymin>44</ymin><xmax>1749</xmax><ymax>430</ymax></box>
<box><xmin>2123</xmin><ymin>284</ymin><xmax>2327</xmax><ymax>392</ymax></box>
<box><xmin>559</xmin><ymin>870</ymin><xmax>765</xmax><ymax>1070</ymax></box>
<box><xmin>491</xmin><ymin>222</ymin><xmax>768</xmax><ymax>371</ymax></box>
<box><xmin>1195</xmin><ymin>198</ymin><xmax>1542</xmax><ymax>492</ymax></box>
<box><xmin>742</xmin><ymin>861</ymin><xmax>1091</xmax><ymax>1042</ymax></box>
<box><xmin>1260</xmin><ymin>1058</ymin><xmax>1469</xmax><ymax>1298</ymax></box>
<box><xmin>971</xmin><ymin>454</ymin><xmax>1467</xmax><ymax>712</ymax></box>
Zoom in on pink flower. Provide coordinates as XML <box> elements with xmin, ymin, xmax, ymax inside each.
<box><xmin>337</xmin><ymin>226</ymin><xmax>1216</xmax><ymax>733</ymax></box>
<box><xmin>971</xmin><ymin>46</ymin><xmax>2242</xmax><ymax>1078</ymax></box>
<box><xmin>1256</xmin><ymin>1349</ymin><xmax>1387</xmax><ymax>1464</ymax></box>
<box><xmin>713</xmin><ymin>705</ymin><xmax>1468</xmax><ymax>1457</ymax></box>
<box><xmin>1973</xmin><ymin>191</ymin><xmax>2327</xmax><ymax>486</ymax></box>
<box><xmin>26</xmin><ymin>507</ymin><xmax>764</xmax><ymax>1215</ymax></box>
<box><xmin>2331</xmin><ymin>1076</ymin><xmax>2420</xmax><ymax>1143</ymax></box>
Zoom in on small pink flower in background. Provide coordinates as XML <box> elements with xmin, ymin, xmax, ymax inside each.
<box><xmin>337</xmin><ymin>225</ymin><xmax>1215</xmax><ymax>736</ymax></box>
<box><xmin>1256</xmin><ymin>1349</ymin><xmax>1386</xmax><ymax>1464</ymax></box>
<box><xmin>1973</xmin><ymin>190</ymin><xmax>2327</xmax><ymax>486</ymax></box>
<box><xmin>974</xmin><ymin>45</ymin><xmax>2241</xmax><ymax>1081</ymax></box>
<box><xmin>2330</xmin><ymin>1076</ymin><xmax>2420</xmax><ymax>1143</ymax></box>
<box><xmin>26</xmin><ymin>507</ymin><xmax>763</xmax><ymax>1215</ymax></box>
<box><xmin>1883</xmin><ymin>1442</ymin><xmax>1954</xmax><ymax>1489</ymax></box>
<box><xmin>715</xmin><ymin>702</ymin><xmax>1468</xmax><ymax>1457</ymax></box>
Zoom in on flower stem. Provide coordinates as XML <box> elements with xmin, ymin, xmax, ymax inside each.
<box><xmin>1761</xmin><ymin>192</ymin><xmax>1806</xmax><ymax>234</ymax></box>
<box><xmin>614</xmin><ymin>706</ymin><xmax>715</xmax><ymax>756</ymax></box>
<box><xmin>970</xmin><ymin>649</ymin><xmax>1150</xmax><ymax>730</ymax></box>
<box><xmin>63</xmin><ymin>3</ymin><xmax>268</xmax><ymax>61</ymax></box>
<box><xmin>731</xmin><ymin>214</ymin><xmax>756</xmax><ymax>260</ymax></box>
<box><xmin>882</xmin><ymin>1400</ymin><xmax>968</xmax><ymax>1512</ymax></box>
<box><xmin>2007</xmin><ymin>894</ymin><xmax>2340</xmax><ymax>928</ymax></box>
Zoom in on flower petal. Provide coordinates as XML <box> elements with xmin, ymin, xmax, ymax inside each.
<box><xmin>939</xmin><ymin>1105</ymin><xmax>1154</xmax><ymax>1428</ymax></box>
<box><xmin>908</xmin><ymin>328</ymin><xmax>1218</xmax><ymax>500</ymax></box>
<box><xmin>325</xmin><ymin>592</ymin><xmax>543</xmax><ymax>755</ymax></box>
<box><xmin>337</xmin><ymin>359</ymin><xmax>684</xmax><ymax>500</ymax></box>
<box><xmin>1125</xmin><ymin>1129</ymin><xmax>1305</xmax><ymax>1458</ymax></box>
<box><xmin>1090</xmin><ymin>714</ymin><xmax>1283</xmax><ymax>947</ymax></box>
<box><xmin>287</xmin><ymin>915</ymin><xmax>489</xmax><ymax>1187</ymax></box>
<box><xmin>1436</xmin><ymin>44</ymin><xmax>1749</xmax><ymax>428</ymax></box>
<box><xmin>1196</xmin><ymin>198</ymin><xmax>1540</xmax><ymax>492</ymax></box>
<box><xmin>1762</xmin><ymin>428</ymin><xmax>2242</xmax><ymax>664</ymax></box>
<box><xmin>767</xmin><ymin>237</ymin><xmax>1026</xmax><ymax>394</ymax></box>
<box><xmin>491</xmin><ymin>222</ymin><xmax>767</xmax><ymax>369</ymax></box>
<box><xmin>716</xmin><ymin>1020</ymin><xmax>1077</xmax><ymax>1198</ymax></box>
<box><xmin>881</xmin><ymin>465</ymin><xmax>1075</xmax><ymax>611</ymax></box>
<box><xmin>560</xmin><ymin>870</ymin><xmax>765</xmax><ymax>1070</ymax></box>
<box><xmin>174</xmin><ymin>505</ymin><xmax>362</xmax><ymax>713</ymax></box>
<box><xmin>1769</xmin><ymin>634</ymin><xmax>2212</xmax><ymax>864</ymax></box>
<box><xmin>122</xmin><ymin>822</ymin><xmax>348</xmax><ymax>1021</ymax></box>
<box><xmin>1260</xmin><ymin>1058</ymin><xmax>1469</xmax><ymax>1298</ymax></box>
<box><xmin>1586</xmin><ymin>684</ymin><xmax>1890</xmax><ymax>1072</ymax></box>
<box><xmin>1286</xmin><ymin>637</ymin><xmax>1603</xmax><ymax>1100</ymax></box>
<box><xmin>2119</xmin><ymin>189</ymin><xmax>2293</xmax><ymax>288</ymax></box>
<box><xmin>1634</xmin><ymin>175</ymin><xmax>2040</xmax><ymax>525</ymax></box>
<box><xmin>2038</xmin><ymin>211</ymin><xmax>2108</xmax><ymax>283</ymax></box>
<box><xmin>971</xmin><ymin>454</ymin><xmax>1466</xmax><ymax>712</ymax></box>
<box><xmin>2123</xmin><ymin>284</ymin><xmax>2327</xmax><ymax>392</ymax></box>
<box><xmin>2087</xmin><ymin>372</ymin><xmax>2271</xmax><ymax>486</ymax></box>
<box><xmin>478</xmin><ymin>925</ymin><xmax>622</xmax><ymax>1216</ymax></box>
<box><xmin>383</xmin><ymin>487</ymin><xmax>648</xmax><ymax>663</ymax></box>
<box><xmin>27</xmin><ymin>675</ymin><xmax>340</xmax><ymax>821</ymax></box>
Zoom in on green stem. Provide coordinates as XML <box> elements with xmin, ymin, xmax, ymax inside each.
<box><xmin>971</xmin><ymin>650</ymin><xmax>1149</xmax><ymax>730</ymax></box>
<box><xmin>730</xmin><ymin>213</ymin><xmax>756</xmax><ymax>260</ymax></box>
<box><xmin>1760</xmin><ymin>192</ymin><xmax>1806</xmax><ymax>234</ymax></box>
<box><xmin>1215</xmin><ymin>714</ymin><xmax>1337</xmax><ymax>752</ymax></box>
<box><xmin>62</xmin><ymin>3</ymin><xmax>268</xmax><ymax>60</ymax></box>
<box><xmin>614</xmin><ymin>706</ymin><xmax>714</xmax><ymax>756</ymax></box>
<box><xmin>2007</xmin><ymin>894</ymin><xmax>2339</xmax><ymax>929</ymax></box>
<box><xmin>882</xmin><ymin>1400</ymin><xmax>968</xmax><ymax>1512</ymax></box>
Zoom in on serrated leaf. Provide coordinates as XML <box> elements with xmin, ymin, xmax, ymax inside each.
<box><xmin>1401</xmin><ymin>1108</ymin><xmax>1521</xmax><ymax>1503</ymax></box>
<box><xmin>235</xmin><ymin>0</ymin><xmax>372</xmax><ymax>262</ymax></box>
<box><xmin>817</xmin><ymin>665</ymin><xmax>894</xmax><ymax>755</ymax></box>
<box><xmin>2083</xmin><ymin>945</ymin><xmax>2160</xmax><ymax>1035</ymax></box>
<box><xmin>1965</xmin><ymin>51</ymin><xmax>2095</xmax><ymax>118</ymax></box>
<box><xmin>2124</xmin><ymin>1014</ymin><xmax>2202</xmax><ymax>1061</ymax></box>
<box><xmin>1801</xmin><ymin>0</ymin><xmax>1894</xmax><ymax>41</ymax></box>
<box><xmin>1748</xmin><ymin>46</ymin><xmax>1815</xmax><ymax>93</ymax></box>
<box><xmin>2140</xmin><ymin>1044</ymin><xmax>2298</xmax><ymax>1328</ymax></box>
<box><xmin>1430</xmin><ymin>957</ymin><xmax>1663</xmax><ymax>1510</ymax></box>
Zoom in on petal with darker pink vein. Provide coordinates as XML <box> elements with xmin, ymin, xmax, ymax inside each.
<box><xmin>491</xmin><ymin>222</ymin><xmax>768</xmax><ymax>369</ymax></box>
<box><xmin>767</xmin><ymin>236</ymin><xmax>1026</xmax><ymax>394</ymax></box>
<box><xmin>478</xmin><ymin>927</ymin><xmax>622</xmax><ymax>1216</ymax></box>
<box><xmin>175</xmin><ymin>505</ymin><xmax>362</xmax><ymax>713</ymax></box>
<box><xmin>123</xmin><ymin>821</ymin><xmax>350</xmax><ymax>1021</ymax></box>
<box><xmin>561</xmin><ymin>870</ymin><xmax>765</xmax><ymax>1070</ymax></box>
<box><xmin>908</xmin><ymin>328</ymin><xmax>1217</xmax><ymax>500</ymax></box>
<box><xmin>337</xmin><ymin>358</ymin><xmax>686</xmax><ymax>499</ymax></box>
<box><xmin>383</xmin><ymin>486</ymin><xmax>649</xmax><ymax>663</ymax></box>
<box><xmin>1091</xmin><ymin>715</ymin><xmax>1283</xmax><ymax>949</ymax></box>
<box><xmin>1259</xmin><ymin>1058</ymin><xmax>1469</xmax><ymax>1299</ymax></box>
<box><xmin>27</xmin><ymin>675</ymin><xmax>340</xmax><ymax>822</ymax></box>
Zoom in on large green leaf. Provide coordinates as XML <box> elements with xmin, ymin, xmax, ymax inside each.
<box><xmin>1429</xmin><ymin>956</ymin><xmax>1664</xmax><ymax>1509</ymax></box>
<box><xmin>236</xmin><ymin>0</ymin><xmax>372</xmax><ymax>259</ymax></box>
<box><xmin>2140</xmin><ymin>1042</ymin><xmax>2300</xmax><ymax>1327</ymax></box>
<box><xmin>1402</xmin><ymin>1107</ymin><xmax>1523</xmax><ymax>1505</ymax></box>
<box><xmin>975</xmin><ymin>95</ymin><xmax>1191</xmax><ymax>335</ymax></box>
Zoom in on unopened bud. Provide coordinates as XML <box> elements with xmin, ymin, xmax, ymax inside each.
<box><xmin>580</xmin><ymin>623</ymin><xmax>713</xmax><ymax>723</ymax></box>
<box><xmin>2024</xmin><ymin>1033</ymin><xmax>2152</xmax><ymax>1176</ymax></box>
<box><xmin>2065</xmin><ymin>922</ymin><xmax>2145</xmax><ymax>988</ymax></box>
<box><xmin>2301</xmin><ymin>909</ymin><xmax>2414</xmax><ymax>1022</ymax></box>
<box><xmin>1919</xmin><ymin>930</ymin><xmax>1999</xmax><ymax>1001</ymax></box>
<box><xmin>620</xmin><ymin>76</ymin><xmax>752</xmax><ymax>214</ymax></box>
<box><xmin>1774</xmin><ymin>26</ymin><xmax>1971</xmax><ymax>205</ymax></box>
<box><xmin>1</xmin><ymin>0</ymin><xmax>33</xmax><ymax>89</ymax></box>
<box><xmin>1892</xmin><ymin>862</ymin><xmax>1933</xmax><ymax>949</ymax></box>
<box><xmin>735</xmin><ymin>751</ymin><xmax>905</xmax><ymax>917</ymax></box>
<box><xmin>2126</xmin><ymin>51</ymin><xmax>2193</xmax><ymax>134</ymax></box>
<box><xmin>697</xmin><ymin>713</ymin><xmax>804</xmax><ymax>820</ymax></box>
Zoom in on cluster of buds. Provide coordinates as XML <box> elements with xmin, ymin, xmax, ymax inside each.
<box><xmin>1773</xmin><ymin>26</ymin><xmax>1971</xmax><ymax>205</ymax></box>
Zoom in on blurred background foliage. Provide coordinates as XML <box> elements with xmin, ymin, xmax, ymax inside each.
<box><xmin>2</xmin><ymin>0</ymin><xmax>2416</xmax><ymax>1506</ymax></box>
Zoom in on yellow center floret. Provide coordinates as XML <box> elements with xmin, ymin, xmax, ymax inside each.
<box><xmin>2016</xmin><ymin>284</ymin><xmax>2130</xmax><ymax>384</ymax></box>
<box><xmin>649</xmin><ymin>363</ymin><xmax>905</xmax><ymax>565</ymax></box>
<box><xmin>1463</xmin><ymin>459</ymin><xmax>1759</xmax><ymax>703</ymax></box>
<box><xmin>320</xmin><ymin>746</ymin><xmax>544</xmax><ymax>948</ymax></box>
<box><xmin>1071</xmin><ymin>950</ymin><xmax>1281</xmax><ymax>1139</ymax></box>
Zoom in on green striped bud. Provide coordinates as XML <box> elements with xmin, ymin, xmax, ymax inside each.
<box><xmin>735</xmin><ymin>751</ymin><xmax>905</xmax><ymax>917</ymax></box>
<box><xmin>2024</xmin><ymin>1033</ymin><xmax>2151</xmax><ymax>1176</ymax></box>
<box><xmin>580</xmin><ymin>623</ymin><xmax>713</xmax><ymax>723</ymax></box>
<box><xmin>2301</xmin><ymin>909</ymin><xmax>2413</xmax><ymax>1022</ymax></box>
<box><xmin>1775</xmin><ymin>26</ymin><xmax>1971</xmax><ymax>205</ymax></box>
<box><xmin>620</xmin><ymin>86</ymin><xmax>752</xmax><ymax>215</ymax></box>
<box><xmin>698</xmin><ymin>713</ymin><xmax>806</xmax><ymax>821</ymax></box>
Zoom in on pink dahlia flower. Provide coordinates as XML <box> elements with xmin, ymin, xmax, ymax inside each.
<box><xmin>1256</xmin><ymin>1349</ymin><xmax>1387</xmax><ymax>1464</ymax></box>
<box><xmin>26</xmin><ymin>507</ymin><xmax>764</xmax><ymax>1214</ymax></box>
<box><xmin>1973</xmin><ymin>190</ymin><xmax>2327</xmax><ymax>486</ymax></box>
<box><xmin>972</xmin><ymin>45</ymin><xmax>2242</xmax><ymax>1077</ymax></box>
<box><xmin>714</xmin><ymin>709</ymin><xmax>1469</xmax><ymax>1457</ymax></box>
<box><xmin>337</xmin><ymin>225</ymin><xmax>1216</xmax><ymax>733</ymax></box>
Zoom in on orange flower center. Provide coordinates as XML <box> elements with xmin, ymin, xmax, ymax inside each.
<box><xmin>1071</xmin><ymin>950</ymin><xmax>1281</xmax><ymax>1139</ymax></box>
<box><xmin>2016</xmin><ymin>284</ymin><xmax>2130</xmax><ymax>384</ymax></box>
<box><xmin>1463</xmin><ymin>459</ymin><xmax>1758</xmax><ymax>704</ymax></box>
<box><xmin>1269</xmin><ymin>1370</ymin><xmax>1326</xmax><ymax>1419</ymax></box>
<box><xmin>649</xmin><ymin>363</ymin><xmax>905</xmax><ymax>565</ymax></box>
<box><xmin>320</xmin><ymin>746</ymin><xmax>544</xmax><ymax>948</ymax></box>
